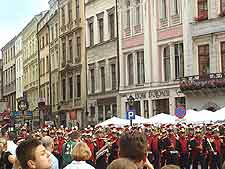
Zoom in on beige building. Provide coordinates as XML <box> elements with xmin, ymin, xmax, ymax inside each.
<box><xmin>37</xmin><ymin>11</ymin><xmax>50</xmax><ymax>124</ymax></box>
<box><xmin>23</xmin><ymin>12</ymin><xmax>46</xmax><ymax>126</ymax></box>
<box><xmin>58</xmin><ymin>0</ymin><xmax>86</xmax><ymax>127</ymax></box>
<box><xmin>1</xmin><ymin>37</ymin><xmax>16</xmax><ymax>112</ymax></box>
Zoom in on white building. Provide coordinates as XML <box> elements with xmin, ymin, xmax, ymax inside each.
<box><xmin>15</xmin><ymin>35</ymin><xmax>23</xmax><ymax>110</ymax></box>
<box><xmin>85</xmin><ymin>0</ymin><xmax>119</xmax><ymax>124</ymax></box>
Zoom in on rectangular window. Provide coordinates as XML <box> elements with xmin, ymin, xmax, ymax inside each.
<box><xmin>175</xmin><ymin>97</ymin><xmax>186</xmax><ymax>109</ymax></box>
<box><xmin>128</xmin><ymin>54</ymin><xmax>134</xmax><ymax>85</ymax></box>
<box><xmin>112</xmin><ymin>104</ymin><xmax>117</xmax><ymax>116</ymax></box>
<box><xmin>61</xmin><ymin>7</ymin><xmax>65</xmax><ymax>25</ymax></box>
<box><xmin>98</xmin><ymin>18</ymin><xmax>104</xmax><ymax>43</ymax></box>
<box><xmin>90</xmin><ymin>69</ymin><xmax>95</xmax><ymax>93</ymax></box>
<box><xmin>98</xmin><ymin>105</ymin><xmax>104</xmax><ymax>122</ymax></box>
<box><xmin>175</xmin><ymin>43</ymin><xmax>184</xmax><ymax>79</ymax></box>
<box><xmin>62</xmin><ymin>79</ymin><xmax>66</xmax><ymax>100</ymax></box>
<box><xmin>77</xmin><ymin>75</ymin><xmax>81</xmax><ymax>97</ymax></box>
<box><xmin>42</xmin><ymin>36</ymin><xmax>45</xmax><ymax>48</ymax></box>
<box><xmin>173</xmin><ymin>0</ymin><xmax>178</xmax><ymax>15</ymax></box>
<box><xmin>198</xmin><ymin>44</ymin><xmax>209</xmax><ymax>78</ymax></box>
<box><xmin>76</xmin><ymin>0</ymin><xmax>80</xmax><ymax>18</ymax></box>
<box><xmin>152</xmin><ymin>99</ymin><xmax>169</xmax><ymax>115</ymax></box>
<box><xmin>46</xmin><ymin>56</ymin><xmax>49</xmax><ymax>72</ymax></box>
<box><xmin>77</xmin><ymin>36</ymin><xmax>81</xmax><ymax>60</ymax></box>
<box><xmin>55</xmin><ymin>23</ymin><xmax>58</xmax><ymax>38</ymax></box>
<box><xmin>161</xmin><ymin>0</ymin><xmax>167</xmax><ymax>18</ymax></box>
<box><xmin>109</xmin><ymin>13</ymin><xmax>115</xmax><ymax>39</ymax></box>
<box><xmin>69</xmin><ymin>39</ymin><xmax>73</xmax><ymax>62</ymax></box>
<box><xmin>221</xmin><ymin>42</ymin><xmax>225</xmax><ymax>72</ymax></box>
<box><xmin>68</xmin><ymin>2</ymin><xmax>72</xmax><ymax>23</ymax></box>
<box><xmin>197</xmin><ymin>0</ymin><xmax>208</xmax><ymax>19</ymax></box>
<box><xmin>46</xmin><ymin>33</ymin><xmax>49</xmax><ymax>45</ymax></box>
<box><xmin>164</xmin><ymin>46</ymin><xmax>170</xmax><ymax>81</ymax></box>
<box><xmin>111</xmin><ymin>64</ymin><xmax>116</xmax><ymax>90</ymax></box>
<box><xmin>144</xmin><ymin>100</ymin><xmax>149</xmax><ymax>118</ymax></box>
<box><xmin>137</xmin><ymin>51</ymin><xmax>145</xmax><ymax>84</ymax></box>
<box><xmin>221</xmin><ymin>0</ymin><xmax>225</xmax><ymax>13</ymax></box>
<box><xmin>62</xmin><ymin>42</ymin><xmax>66</xmax><ymax>62</ymax></box>
<box><xmin>43</xmin><ymin>58</ymin><xmax>45</xmax><ymax>74</ymax></box>
<box><xmin>101</xmin><ymin>67</ymin><xmax>105</xmax><ymax>92</ymax></box>
<box><xmin>136</xmin><ymin>0</ymin><xmax>141</xmax><ymax>25</ymax></box>
<box><xmin>126</xmin><ymin>1</ymin><xmax>131</xmax><ymax>28</ymax></box>
<box><xmin>51</xmin><ymin>26</ymin><xmax>54</xmax><ymax>42</ymax></box>
<box><xmin>69</xmin><ymin>77</ymin><xmax>73</xmax><ymax>99</ymax></box>
<box><xmin>89</xmin><ymin>22</ymin><xmax>94</xmax><ymax>46</ymax></box>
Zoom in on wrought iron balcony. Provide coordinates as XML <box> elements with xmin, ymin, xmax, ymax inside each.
<box><xmin>180</xmin><ymin>73</ymin><xmax>225</xmax><ymax>92</ymax></box>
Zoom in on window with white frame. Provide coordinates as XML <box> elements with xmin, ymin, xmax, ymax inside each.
<box><xmin>128</xmin><ymin>54</ymin><xmax>134</xmax><ymax>85</ymax></box>
<box><xmin>111</xmin><ymin>63</ymin><xmax>116</xmax><ymax>90</ymax></box>
<box><xmin>69</xmin><ymin>39</ymin><xmax>73</xmax><ymax>62</ymax></box>
<box><xmin>137</xmin><ymin>51</ymin><xmax>145</xmax><ymax>84</ymax></box>
<box><xmin>98</xmin><ymin>17</ymin><xmax>104</xmax><ymax>43</ymax></box>
<box><xmin>175</xmin><ymin>43</ymin><xmax>184</xmax><ymax>79</ymax></box>
<box><xmin>108</xmin><ymin>12</ymin><xmax>115</xmax><ymax>39</ymax></box>
<box><xmin>90</xmin><ymin>68</ymin><xmax>95</xmax><ymax>93</ymax></box>
<box><xmin>100</xmin><ymin>66</ymin><xmax>105</xmax><ymax>92</ymax></box>
<box><xmin>89</xmin><ymin>21</ymin><xmax>94</xmax><ymax>46</ymax></box>
<box><xmin>161</xmin><ymin>0</ymin><xmax>167</xmax><ymax>19</ymax></box>
<box><xmin>76</xmin><ymin>0</ymin><xmax>80</xmax><ymax>19</ymax></box>
<box><xmin>76</xmin><ymin>74</ymin><xmax>81</xmax><ymax>97</ymax></box>
<box><xmin>163</xmin><ymin>46</ymin><xmax>170</xmax><ymax>81</ymax></box>
<box><xmin>172</xmin><ymin>0</ymin><xmax>178</xmax><ymax>15</ymax></box>
<box><xmin>135</xmin><ymin>0</ymin><xmax>141</xmax><ymax>25</ymax></box>
<box><xmin>197</xmin><ymin>0</ymin><xmax>208</xmax><ymax>20</ymax></box>
<box><xmin>126</xmin><ymin>0</ymin><xmax>131</xmax><ymax>29</ymax></box>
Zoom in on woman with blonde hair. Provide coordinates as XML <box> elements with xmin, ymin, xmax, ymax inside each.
<box><xmin>63</xmin><ymin>141</ymin><xmax>95</xmax><ymax>169</ymax></box>
<box><xmin>0</xmin><ymin>137</ymin><xmax>16</xmax><ymax>169</ymax></box>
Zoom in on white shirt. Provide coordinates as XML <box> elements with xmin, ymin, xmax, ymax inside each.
<box><xmin>63</xmin><ymin>161</ymin><xmax>95</xmax><ymax>169</ymax></box>
<box><xmin>50</xmin><ymin>153</ymin><xmax>59</xmax><ymax>169</ymax></box>
<box><xmin>7</xmin><ymin>140</ymin><xmax>17</xmax><ymax>155</ymax></box>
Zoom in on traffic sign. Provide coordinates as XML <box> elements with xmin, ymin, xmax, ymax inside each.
<box><xmin>126</xmin><ymin>110</ymin><xmax>136</xmax><ymax>120</ymax></box>
<box><xmin>175</xmin><ymin>106</ymin><xmax>186</xmax><ymax>119</ymax></box>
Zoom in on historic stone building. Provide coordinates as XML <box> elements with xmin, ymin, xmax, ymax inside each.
<box><xmin>1</xmin><ymin>37</ymin><xmax>16</xmax><ymax>112</ymax></box>
<box><xmin>48</xmin><ymin>0</ymin><xmax>60</xmax><ymax>126</ymax></box>
<box><xmin>37</xmin><ymin>11</ymin><xmax>51</xmax><ymax>124</ymax></box>
<box><xmin>85</xmin><ymin>0</ymin><xmax>119</xmax><ymax>125</ymax></box>
<box><xmin>58</xmin><ymin>0</ymin><xmax>86</xmax><ymax>127</ymax></box>
<box><xmin>181</xmin><ymin>0</ymin><xmax>225</xmax><ymax>111</ymax></box>
<box><xmin>15</xmin><ymin>34</ymin><xmax>23</xmax><ymax>111</ymax></box>
<box><xmin>22</xmin><ymin>12</ymin><xmax>45</xmax><ymax>125</ymax></box>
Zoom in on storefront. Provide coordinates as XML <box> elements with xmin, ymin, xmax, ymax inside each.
<box><xmin>120</xmin><ymin>86</ymin><xmax>185</xmax><ymax>118</ymax></box>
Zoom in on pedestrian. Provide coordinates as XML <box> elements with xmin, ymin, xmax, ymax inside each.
<box><xmin>16</xmin><ymin>138</ymin><xmax>51</xmax><ymax>169</ymax></box>
<box><xmin>119</xmin><ymin>130</ymin><xmax>154</xmax><ymax>169</ymax></box>
<box><xmin>62</xmin><ymin>130</ymin><xmax>80</xmax><ymax>167</ymax></box>
<box><xmin>107</xmin><ymin>158</ymin><xmax>137</xmax><ymax>169</ymax></box>
<box><xmin>7</xmin><ymin>131</ymin><xmax>17</xmax><ymax>156</ymax></box>
<box><xmin>41</xmin><ymin>136</ymin><xmax>59</xmax><ymax>169</ymax></box>
<box><xmin>63</xmin><ymin>141</ymin><xmax>95</xmax><ymax>169</ymax></box>
<box><xmin>0</xmin><ymin>137</ymin><xmax>16</xmax><ymax>169</ymax></box>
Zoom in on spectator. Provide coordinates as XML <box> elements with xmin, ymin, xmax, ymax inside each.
<box><xmin>41</xmin><ymin>136</ymin><xmax>59</xmax><ymax>169</ymax></box>
<box><xmin>0</xmin><ymin>137</ymin><xmax>16</xmax><ymax>169</ymax></box>
<box><xmin>16</xmin><ymin>138</ymin><xmax>51</xmax><ymax>169</ymax></box>
<box><xmin>107</xmin><ymin>158</ymin><xmax>137</xmax><ymax>169</ymax></box>
<box><xmin>7</xmin><ymin>132</ymin><xmax>17</xmax><ymax>155</ymax></box>
<box><xmin>222</xmin><ymin>161</ymin><xmax>225</xmax><ymax>169</ymax></box>
<box><xmin>119</xmin><ymin>130</ymin><xmax>154</xmax><ymax>169</ymax></box>
<box><xmin>63</xmin><ymin>141</ymin><xmax>94</xmax><ymax>169</ymax></box>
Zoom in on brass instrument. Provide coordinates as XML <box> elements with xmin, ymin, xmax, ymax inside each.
<box><xmin>206</xmin><ymin>138</ymin><xmax>215</xmax><ymax>152</ymax></box>
<box><xmin>95</xmin><ymin>139</ymin><xmax>116</xmax><ymax>160</ymax></box>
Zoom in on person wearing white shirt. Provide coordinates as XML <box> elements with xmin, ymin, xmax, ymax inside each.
<box><xmin>7</xmin><ymin>131</ymin><xmax>18</xmax><ymax>155</ymax></box>
<box><xmin>63</xmin><ymin>142</ymin><xmax>95</xmax><ymax>169</ymax></box>
<box><xmin>41</xmin><ymin>136</ymin><xmax>59</xmax><ymax>169</ymax></box>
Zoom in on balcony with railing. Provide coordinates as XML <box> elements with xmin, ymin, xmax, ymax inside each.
<box><xmin>180</xmin><ymin>73</ymin><xmax>225</xmax><ymax>94</ymax></box>
<box><xmin>195</xmin><ymin>10</ymin><xmax>208</xmax><ymax>22</ymax></box>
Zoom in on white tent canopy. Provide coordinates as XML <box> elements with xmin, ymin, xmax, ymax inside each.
<box><xmin>95</xmin><ymin>117</ymin><xmax>127</xmax><ymax>127</ymax></box>
<box><xmin>213</xmin><ymin>107</ymin><xmax>225</xmax><ymax>121</ymax></box>
<box><xmin>144</xmin><ymin>113</ymin><xmax>178</xmax><ymax>124</ymax></box>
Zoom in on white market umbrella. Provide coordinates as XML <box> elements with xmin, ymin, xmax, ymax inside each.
<box><xmin>184</xmin><ymin>109</ymin><xmax>213</xmax><ymax>123</ymax></box>
<box><xmin>213</xmin><ymin>107</ymin><xmax>225</xmax><ymax>121</ymax></box>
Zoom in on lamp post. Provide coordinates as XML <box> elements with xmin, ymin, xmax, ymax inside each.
<box><xmin>127</xmin><ymin>95</ymin><xmax>135</xmax><ymax>126</ymax></box>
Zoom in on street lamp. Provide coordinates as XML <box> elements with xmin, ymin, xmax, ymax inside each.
<box><xmin>127</xmin><ymin>95</ymin><xmax>135</xmax><ymax>126</ymax></box>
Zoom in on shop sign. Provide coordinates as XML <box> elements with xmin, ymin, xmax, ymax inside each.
<box><xmin>131</xmin><ymin>89</ymin><xmax>170</xmax><ymax>100</ymax></box>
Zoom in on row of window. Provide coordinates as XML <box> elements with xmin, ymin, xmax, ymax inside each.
<box><xmin>3</xmin><ymin>66</ymin><xmax>16</xmax><ymax>86</ymax></box>
<box><xmin>2</xmin><ymin>45</ymin><xmax>15</xmax><ymax>65</ymax></box>
<box><xmin>61</xmin><ymin>35</ymin><xmax>81</xmax><ymax>64</ymax></box>
<box><xmin>61</xmin><ymin>0</ymin><xmax>80</xmax><ymax>25</ymax></box>
<box><xmin>61</xmin><ymin>74</ymin><xmax>81</xmax><ymax>101</ymax></box>
<box><xmin>87</xmin><ymin>9</ymin><xmax>115</xmax><ymax>47</ymax></box>
<box><xmin>23</xmin><ymin>38</ymin><xmax>37</xmax><ymax>61</ymax></box>
<box><xmin>89</xmin><ymin>62</ymin><xmax>116</xmax><ymax>94</ymax></box>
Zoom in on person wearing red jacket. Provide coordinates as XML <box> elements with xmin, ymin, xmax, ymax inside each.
<box><xmin>151</xmin><ymin>128</ymin><xmax>160</xmax><ymax>169</ymax></box>
<box><xmin>209</xmin><ymin>128</ymin><xmax>223</xmax><ymax>169</ymax></box>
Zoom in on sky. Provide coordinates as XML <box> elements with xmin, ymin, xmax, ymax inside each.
<box><xmin>0</xmin><ymin>0</ymin><xmax>49</xmax><ymax>50</ymax></box>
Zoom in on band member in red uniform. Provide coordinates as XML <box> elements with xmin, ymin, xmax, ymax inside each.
<box><xmin>190</xmin><ymin>127</ymin><xmax>208</xmax><ymax>169</ymax></box>
<box><xmin>55</xmin><ymin>129</ymin><xmax>65</xmax><ymax>155</ymax></box>
<box><xmin>151</xmin><ymin>128</ymin><xmax>160</xmax><ymax>169</ymax></box>
<box><xmin>177</xmin><ymin>127</ymin><xmax>189</xmax><ymax>169</ymax></box>
<box><xmin>210</xmin><ymin>128</ymin><xmax>223</xmax><ymax>169</ymax></box>
<box><xmin>108</xmin><ymin>129</ymin><xmax>119</xmax><ymax>165</ymax></box>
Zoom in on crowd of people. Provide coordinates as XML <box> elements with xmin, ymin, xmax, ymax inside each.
<box><xmin>0</xmin><ymin>122</ymin><xmax>225</xmax><ymax>169</ymax></box>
